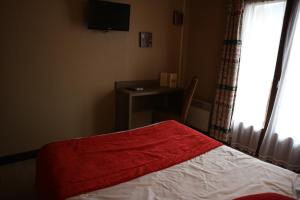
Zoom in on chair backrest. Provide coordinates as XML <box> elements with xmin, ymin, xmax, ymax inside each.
<box><xmin>180</xmin><ymin>76</ymin><xmax>199</xmax><ymax>123</ymax></box>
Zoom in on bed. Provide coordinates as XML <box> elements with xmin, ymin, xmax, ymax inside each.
<box><xmin>36</xmin><ymin>120</ymin><xmax>299</xmax><ymax>200</ymax></box>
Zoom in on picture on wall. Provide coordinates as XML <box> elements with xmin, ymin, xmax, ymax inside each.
<box><xmin>139</xmin><ymin>32</ymin><xmax>152</xmax><ymax>48</ymax></box>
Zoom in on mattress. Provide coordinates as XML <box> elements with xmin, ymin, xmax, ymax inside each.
<box><xmin>68</xmin><ymin>145</ymin><xmax>298</xmax><ymax>200</ymax></box>
<box><xmin>36</xmin><ymin>120</ymin><xmax>299</xmax><ymax>200</ymax></box>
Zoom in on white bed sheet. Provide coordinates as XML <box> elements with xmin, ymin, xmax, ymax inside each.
<box><xmin>68</xmin><ymin>145</ymin><xmax>298</xmax><ymax>200</ymax></box>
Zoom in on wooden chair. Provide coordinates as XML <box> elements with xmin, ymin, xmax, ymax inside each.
<box><xmin>152</xmin><ymin>76</ymin><xmax>199</xmax><ymax>123</ymax></box>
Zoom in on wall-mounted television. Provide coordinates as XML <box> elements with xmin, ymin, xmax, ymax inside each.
<box><xmin>87</xmin><ymin>0</ymin><xmax>131</xmax><ymax>31</ymax></box>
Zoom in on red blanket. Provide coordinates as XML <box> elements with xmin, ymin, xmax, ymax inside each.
<box><xmin>234</xmin><ymin>193</ymin><xmax>296</xmax><ymax>200</ymax></box>
<box><xmin>36</xmin><ymin>120</ymin><xmax>222</xmax><ymax>200</ymax></box>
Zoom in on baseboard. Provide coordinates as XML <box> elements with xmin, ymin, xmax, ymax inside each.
<box><xmin>0</xmin><ymin>149</ymin><xmax>39</xmax><ymax>165</ymax></box>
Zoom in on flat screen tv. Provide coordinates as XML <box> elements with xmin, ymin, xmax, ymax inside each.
<box><xmin>87</xmin><ymin>0</ymin><xmax>131</xmax><ymax>31</ymax></box>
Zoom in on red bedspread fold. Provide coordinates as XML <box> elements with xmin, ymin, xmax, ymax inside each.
<box><xmin>234</xmin><ymin>193</ymin><xmax>296</xmax><ymax>200</ymax></box>
<box><xmin>36</xmin><ymin>120</ymin><xmax>222</xmax><ymax>200</ymax></box>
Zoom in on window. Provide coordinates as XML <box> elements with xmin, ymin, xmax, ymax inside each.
<box><xmin>271</xmin><ymin>7</ymin><xmax>300</xmax><ymax>143</ymax></box>
<box><xmin>231</xmin><ymin>0</ymin><xmax>300</xmax><ymax>170</ymax></box>
<box><xmin>232</xmin><ymin>1</ymin><xmax>286</xmax><ymax>130</ymax></box>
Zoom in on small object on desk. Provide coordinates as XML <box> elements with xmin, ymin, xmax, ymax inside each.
<box><xmin>160</xmin><ymin>72</ymin><xmax>178</xmax><ymax>88</ymax></box>
<box><xmin>126</xmin><ymin>87</ymin><xmax>144</xmax><ymax>91</ymax></box>
<box><xmin>135</xmin><ymin>87</ymin><xmax>144</xmax><ymax>91</ymax></box>
<box><xmin>160</xmin><ymin>72</ymin><xmax>169</xmax><ymax>87</ymax></box>
<box><xmin>169</xmin><ymin>73</ymin><xmax>178</xmax><ymax>88</ymax></box>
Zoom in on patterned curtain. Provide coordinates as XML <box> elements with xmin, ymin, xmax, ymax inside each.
<box><xmin>210</xmin><ymin>0</ymin><xmax>244</xmax><ymax>143</ymax></box>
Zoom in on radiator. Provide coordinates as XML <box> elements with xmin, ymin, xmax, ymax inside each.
<box><xmin>186</xmin><ymin>100</ymin><xmax>212</xmax><ymax>132</ymax></box>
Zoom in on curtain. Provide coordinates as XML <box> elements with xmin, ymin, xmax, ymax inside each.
<box><xmin>230</xmin><ymin>0</ymin><xmax>286</xmax><ymax>155</ymax></box>
<box><xmin>210</xmin><ymin>0</ymin><xmax>244</xmax><ymax>143</ymax></box>
<box><xmin>259</xmin><ymin>0</ymin><xmax>300</xmax><ymax>172</ymax></box>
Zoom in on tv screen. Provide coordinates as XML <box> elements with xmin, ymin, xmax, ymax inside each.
<box><xmin>87</xmin><ymin>0</ymin><xmax>131</xmax><ymax>31</ymax></box>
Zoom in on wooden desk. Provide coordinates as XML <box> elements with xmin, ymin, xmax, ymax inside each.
<box><xmin>115</xmin><ymin>80</ymin><xmax>183</xmax><ymax>131</ymax></box>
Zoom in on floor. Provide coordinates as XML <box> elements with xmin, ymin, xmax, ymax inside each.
<box><xmin>0</xmin><ymin>159</ymin><xmax>36</xmax><ymax>200</ymax></box>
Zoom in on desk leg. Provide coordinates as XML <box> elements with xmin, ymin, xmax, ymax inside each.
<box><xmin>115</xmin><ymin>92</ymin><xmax>130</xmax><ymax>131</ymax></box>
